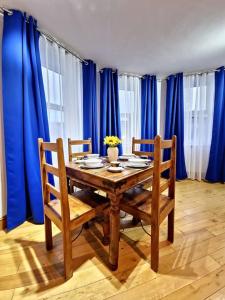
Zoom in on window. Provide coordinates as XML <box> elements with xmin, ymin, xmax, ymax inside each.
<box><xmin>184</xmin><ymin>83</ymin><xmax>209</xmax><ymax>146</ymax></box>
<box><xmin>119</xmin><ymin>76</ymin><xmax>141</xmax><ymax>154</ymax></box>
<box><xmin>39</xmin><ymin>36</ymin><xmax>83</xmax><ymax>159</ymax></box>
<box><xmin>41</xmin><ymin>66</ymin><xmax>64</xmax><ymax>142</ymax></box>
<box><xmin>119</xmin><ymin>89</ymin><xmax>135</xmax><ymax>152</ymax></box>
<box><xmin>183</xmin><ymin>73</ymin><xmax>214</xmax><ymax>180</ymax></box>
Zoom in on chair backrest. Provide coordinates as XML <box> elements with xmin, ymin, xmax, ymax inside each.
<box><xmin>68</xmin><ymin>138</ymin><xmax>92</xmax><ymax>162</ymax></box>
<box><xmin>132</xmin><ymin>137</ymin><xmax>154</xmax><ymax>158</ymax></box>
<box><xmin>38</xmin><ymin>138</ymin><xmax>70</xmax><ymax>223</ymax></box>
<box><xmin>152</xmin><ymin>135</ymin><xmax>176</xmax><ymax>217</ymax></box>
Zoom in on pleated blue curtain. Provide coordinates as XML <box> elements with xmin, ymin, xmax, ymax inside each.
<box><xmin>2</xmin><ymin>11</ymin><xmax>51</xmax><ymax>230</ymax></box>
<box><xmin>164</xmin><ymin>73</ymin><xmax>187</xmax><ymax>180</ymax></box>
<box><xmin>82</xmin><ymin>60</ymin><xmax>99</xmax><ymax>153</ymax></box>
<box><xmin>141</xmin><ymin>75</ymin><xmax>157</xmax><ymax>152</ymax></box>
<box><xmin>206</xmin><ymin>67</ymin><xmax>225</xmax><ymax>183</ymax></box>
<box><xmin>100</xmin><ymin>68</ymin><xmax>122</xmax><ymax>156</ymax></box>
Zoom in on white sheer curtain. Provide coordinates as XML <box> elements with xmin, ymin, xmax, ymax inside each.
<box><xmin>184</xmin><ymin>73</ymin><xmax>214</xmax><ymax>181</ymax></box>
<box><xmin>119</xmin><ymin>75</ymin><xmax>141</xmax><ymax>154</ymax></box>
<box><xmin>39</xmin><ymin>36</ymin><xmax>83</xmax><ymax>158</ymax></box>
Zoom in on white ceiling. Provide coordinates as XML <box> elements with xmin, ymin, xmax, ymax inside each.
<box><xmin>3</xmin><ymin>0</ymin><xmax>225</xmax><ymax>76</ymax></box>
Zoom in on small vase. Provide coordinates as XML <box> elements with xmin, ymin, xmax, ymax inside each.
<box><xmin>107</xmin><ymin>147</ymin><xmax>119</xmax><ymax>162</ymax></box>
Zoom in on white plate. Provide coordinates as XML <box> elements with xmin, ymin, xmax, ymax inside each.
<box><xmin>118</xmin><ymin>155</ymin><xmax>135</xmax><ymax>161</ymax></box>
<box><xmin>74</xmin><ymin>159</ymin><xmax>85</xmax><ymax>164</ymax></box>
<box><xmin>128</xmin><ymin>158</ymin><xmax>151</xmax><ymax>163</ymax></box>
<box><xmin>121</xmin><ymin>154</ymin><xmax>135</xmax><ymax>157</ymax></box>
<box><xmin>107</xmin><ymin>166</ymin><xmax>124</xmax><ymax>173</ymax></box>
<box><xmin>80</xmin><ymin>163</ymin><xmax>104</xmax><ymax>169</ymax></box>
<box><xmin>86</xmin><ymin>154</ymin><xmax>100</xmax><ymax>158</ymax></box>
<box><xmin>118</xmin><ymin>156</ymin><xmax>129</xmax><ymax>161</ymax></box>
<box><xmin>126</xmin><ymin>163</ymin><xmax>148</xmax><ymax>168</ymax></box>
<box><xmin>84</xmin><ymin>158</ymin><xmax>102</xmax><ymax>164</ymax></box>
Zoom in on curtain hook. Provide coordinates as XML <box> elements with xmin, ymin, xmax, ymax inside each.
<box><xmin>0</xmin><ymin>7</ymin><xmax>13</xmax><ymax>15</ymax></box>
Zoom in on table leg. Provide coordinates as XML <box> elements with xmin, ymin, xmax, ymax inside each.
<box><xmin>67</xmin><ymin>176</ymin><xmax>70</xmax><ymax>193</ymax></box>
<box><xmin>109</xmin><ymin>193</ymin><xmax>121</xmax><ymax>271</ymax></box>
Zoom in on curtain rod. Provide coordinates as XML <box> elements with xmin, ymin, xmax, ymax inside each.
<box><xmin>119</xmin><ymin>72</ymin><xmax>143</xmax><ymax>79</ymax></box>
<box><xmin>0</xmin><ymin>7</ymin><xmax>88</xmax><ymax>64</ymax></box>
<box><xmin>159</xmin><ymin>68</ymin><xmax>219</xmax><ymax>82</ymax></box>
<box><xmin>183</xmin><ymin>68</ymin><xmax>219</xmax><ymax>76</ymax></box>
<box><xmin>0</xmin><ymin>7</ymin><xmax>12</xmax><ymax>16</ymax></box>
<box><xmin>118</xmin><ymin>69</ymin><xmax>217</xmax><ymax>81</ymax></box>
<box><xmin>0</xmin><ymin>7</ymin><xmax>221</xmax><ymax>79</ymax></box>
<box><xmin>37</xmin><ymin>28</ymin><xmax>88</xmax><ymax>64</ymax></box>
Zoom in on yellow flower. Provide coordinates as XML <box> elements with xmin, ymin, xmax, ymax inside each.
<box><xmin>104</xmin><ymin>136</ymin><xmax>122</xmax><ymax>147</ymax></box>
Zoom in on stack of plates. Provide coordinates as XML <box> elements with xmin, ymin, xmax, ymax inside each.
<box><xmin>74</xmin><ymin>157</ymin><xmax>104</xmax><ymax>169</ymax></box>
<box><xmin>118</xmin><ymin>154</ymin><xmax>135</xmax><ymax>161</ymax></box>
<box><xmin>128</xmin><ymin>158</ymin><xmax>151</xmax><ymax>163</ymax></box>
<box><xmin>82</xmin><ymin>158</ymin><xmax>103</xmax><ymax>169</ymax></box>
<box><xmin>107</xmin><ymin>166</ymin><xmax>124</xmax><ymax>173</ymax></box>
<box><xmin>86</xmin><ymin>154</ymin><xmax>100</xmax><ymax>158</ymax></box>
<box><xmin>126</xmin><ymin>158</ymin><xmax>151</xmax><ymax>168</ymax></box>
<box><xmin>81</xmin><ymin>163</ymin><xmax>104</xmax><ymax>169</ymax></box>
<box><xmin>74</xmin><ymin>158</ymin><xmax>101</xmax><ymax>164</ymax></box>
<box><xmin>126</xmin><ymin>163</ymin><xmax>148</xmax><ymax>168</ymax></box>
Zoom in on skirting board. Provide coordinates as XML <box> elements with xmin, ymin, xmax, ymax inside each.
<box><xmin>0</xmin><ymin>216</ymin><xmax>6</xmax><ymax>230</ymax></box>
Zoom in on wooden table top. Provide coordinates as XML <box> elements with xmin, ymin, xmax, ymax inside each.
<box><xmin>66</xmin><ymin>161</ymin><xmax>154</xmax><ymax>184</ymax></box>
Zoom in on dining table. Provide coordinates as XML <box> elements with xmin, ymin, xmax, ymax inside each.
<box><xmin>66</xmin><ymin>159</ymin><xmax>154</xmax><ymax>270</ymax></box>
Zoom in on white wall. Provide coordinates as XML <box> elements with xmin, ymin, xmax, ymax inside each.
<box><xmin>0</xmin><ymin>16</ymin><xmax>6</xmax><ymax>219</ymax></box>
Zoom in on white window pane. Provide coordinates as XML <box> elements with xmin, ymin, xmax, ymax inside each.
<box><xmin>40</xmin><ymin>36</ymin><xmax>83</xmax><ymax>159</ymax></box>
<box><xmin>119</xmin><ymin>76</ymin><xmax>141</xmax><ymax>154</ymax></box>
<box><xmin>184</xmin><ymin>73</ymin><xmax>215</xmax><ymax>181</ymax></box>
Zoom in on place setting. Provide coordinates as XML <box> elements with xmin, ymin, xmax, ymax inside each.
<box><xmin>72</xmin><ymin>136</ymin><xmax>153</xmax><ymax>172</ymax></box>
<box><xmin>107</xmin><ymin>161</ymin><xmax>124</xmax><ymax>173</ymax></box>
<box><xmin>80</xmin><ymin>159</ymin><xmax>104</xmax><ymax>169</ymax></box>
<box><xmin>124</xmin><ymin>157</ymin><xmax>152</xmax><ymax>169</ymax></box>
<box><xmin>73</xmin><ymin>156</ymin><xmax>105</xmax><ymax>169</ymax></box>
<box><xmin>118</xmin><ymin>153</ymin><xmax>152</xmax><ymax>169</ymax></box>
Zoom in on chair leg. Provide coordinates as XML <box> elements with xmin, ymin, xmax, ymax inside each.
<box><xmin>84</xmin><ymin>222</ymin><xmax>89</xmax><ymax>229</ymax></box>
<box><xmin>168</xmin><ymin>209</ymin><xmax>174</xmax><ymax>243</ymax></box>
<box><xmin>151</xmin><ymin>223</ymin><xmax>159</xmax><ymax>272</ymax></box>
<box><xmin>132</xmin><ymin>217</ymin><xmax>140</xmax><ymax>226</ymax></box>
<box><xmin>67</xmin><ymin>177</ymin><xmax>70</xmax><ymax>194</ymax></box>
<box><xmin>45</xmin><ymin>215</ymin><xmax>53</xmax><ymax>251</ymax></box>
<box><xmin>102</xmin><ymin>210</ymin><xmax>110</xmax><ymax>245</ymax></box>
<box><xmin>69</xmin><ymin>180</ymin><xmax>74</xmax><ymax>194</ymax></box>
<box><xmin>63</xmin><ymin>230</ymin><xmax>73</xmax><ymax>280</ymax></box>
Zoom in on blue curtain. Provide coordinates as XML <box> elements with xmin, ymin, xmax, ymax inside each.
<box><xmin>141</xmin><ymin>75</ymin><xmax>157</xmax><ymax>152</ymax></box>
<box><xmin>82</xmin><ymin>60</ymin><xmax>99</xmax><ymax>153</ymax></box>
<box><xmin>206</xmin><ymin>67</ymin><xmax>225</xmax><ymax>183</ymax></box>
<box><xmin>100</xmin><ymin>68</ymin><xmax>122</xmax><ymax>156</ymax></box>
<box><xmin>164</xmin><ymin>73</ymin><xmax>187</xmax><ymax>180</ymax></box>
<box><xmin>2</xmin><ymin>11</ymin><xmax>51</xmax><ymax>230</ymax></box>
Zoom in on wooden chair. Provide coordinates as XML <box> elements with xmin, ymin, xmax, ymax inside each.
<box><xmin>38</xmin><ymin>138</ymin><xmax>109</xmax><ymax>280</ymax></box>
<box><xmin>132</xmin><ymin>137</ymin><xmax>154</xmax><ymax>190</ymax></box>
<box><xmin>132</xmin><ymin>137</ymin><xmax>154</xmax><ymax>158</ymax></box>
<box><xmin>68</xmin><ymin>138</ymin><xmax>92</xmax><ymax>161</ymax></box>
<box><xmin>68</xmin><ymin>138</ymin><xmax>92</xmax><ymax>193</ymax></box>
<box><xmin>130</xmin><ymin>137</ymin><xmax>155</xmax><ymax>225</ymax></box>
<box><xmin>120</xmin><ymin>135</ymin><xmax>176</xmax><ymax>272</ymax></box>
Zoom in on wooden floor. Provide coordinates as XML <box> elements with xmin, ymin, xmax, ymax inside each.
<box><xmin>0</xmin><ymin>180</ymin><xmax>225</xmax><ymax>300</ymax></box>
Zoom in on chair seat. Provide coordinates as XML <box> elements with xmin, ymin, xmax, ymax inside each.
<box><xmin>141</xmin><ymin>177</ymin><xmax>153</xmax><ymax>189</ymax></box>
<box><xmin>120</xmin><ymin>187</ymin><xmax>174</xmax><ymax>224</ymax></box>
<box><xmin>122</xmin><ymin>186</ymin><xmax>151</xmax><ymax>205</ymax></box>
<box><xmin>48</xmin><ymin>190</ymin><xmax>109</xmax><ymax>221</ymax></box>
